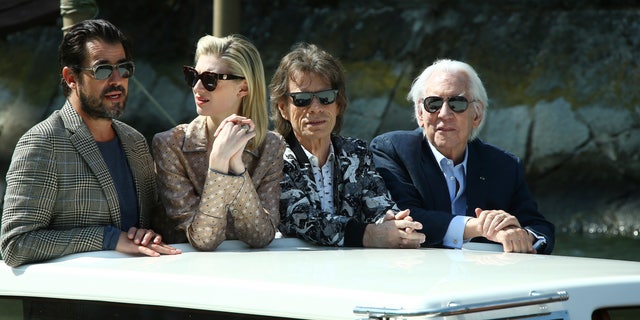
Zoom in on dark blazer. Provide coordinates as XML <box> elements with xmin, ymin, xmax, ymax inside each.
<box><xmin>1</xmin><ymin>101</ymin><xmax>159</xmax><ymax>267</ymax></box>
<box><xmin>370</xmin><ymin>128</ymin><xmax>555</xmax><ymax>254</ymax></box>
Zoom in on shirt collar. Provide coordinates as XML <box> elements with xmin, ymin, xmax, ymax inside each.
<box><xmin>302</xmin><ymin>141</ymin><xmax>335</xmax><ymax>168</ymax></box>
<box><xmin>426</xmin><ymin>139</ymin><xmax>469</xmax><ymax>174</ymax></box>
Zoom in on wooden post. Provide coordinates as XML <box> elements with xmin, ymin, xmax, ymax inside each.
<box><xmin>60</xmin><ymin>0</ymin><xmax>98</xmax><ymax>34</ymax></box>
<box><xmin>213</xmin><ymin>0</ymin><xmax>240</xmax><ymax>37</ymax></box>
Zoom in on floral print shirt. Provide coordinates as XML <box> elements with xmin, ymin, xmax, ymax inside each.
<box><xmin>279</xmin><ymin>135</ymin><xmax>398</xmax><ymax>246</ymax></box>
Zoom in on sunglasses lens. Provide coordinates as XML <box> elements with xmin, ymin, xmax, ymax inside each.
<box><xmin>183</xmin><ymin>67</ymin><xmax>217</xmax><ymax>91</ymax></box>
<box><xmin>183</xmin><ymin>67</ymin><xmax>197</xmax><ymax>87</ymax></box>
<box><xmin>92</xmin><ymin>63</ymin><xmax>135</xmax><ymax>80</ymax></box>
<box><xmin>316</xmin><ymin>90</ymin><xmax>337</xmax><ymax>105</ymax></box>
<box><xmin>93</xmin><ymin>65</ymin><xmax>114</xmax><ymax>80</ymax></box>
<box><xmin>448</xmin><ymin>96</ymin><xmax>469</xmax><ymax>112</ymax></box>
<box><xmin>291</xmin><ymin>93</ymin><xmax>313</xmax><ymax>107</ymax></box>
<box><xmin>200</xmin><ymin>73</ymin><xmax>217</xmax><ymax>91</ymax></box>
<box><xmin>424</xmin><ymin>97</ymin><xmax>444</xmax><ymax>113</ymax></box>
<box><xmin>117</xmin><ymin>62</ymin><xmax>134</xmax><ymax>78</ymax></box>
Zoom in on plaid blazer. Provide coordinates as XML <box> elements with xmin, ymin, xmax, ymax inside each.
<box><xmin>1</xmin><ymin>101</ymin><xmax>158</xmax><ymax>267</ymax></box>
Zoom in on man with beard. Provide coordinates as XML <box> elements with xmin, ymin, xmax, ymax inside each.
<box><xmin>1</xmin><ymin>19</ymin><xmax>181</xmax><ymax>267</ymax></box>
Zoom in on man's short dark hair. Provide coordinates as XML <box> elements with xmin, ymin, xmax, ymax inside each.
<box><xmin>58</xmin><ymin>19</ymin><xmax>133</xmax><ymax>96</ymax></box>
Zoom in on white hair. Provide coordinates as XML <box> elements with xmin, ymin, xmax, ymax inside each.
<box><xmin>407</xmin><ymin>59</ymin><xmax>488</xmax><ymax>140</ymax></box>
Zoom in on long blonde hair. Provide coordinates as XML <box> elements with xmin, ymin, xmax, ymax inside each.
<box><xmin>195</xmin><ymin>34</ymin><xmax>268</xmax><ymax>149</ymax></box>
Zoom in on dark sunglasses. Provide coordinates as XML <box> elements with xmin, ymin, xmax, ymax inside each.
<box><xmin>183</xmin><ymin>66</ymin><xmax>244</xmax><ymax>91</ymax></box>
<box><xmin>288</xmin><ymin>89</ymin><xmax>339</xmax><ymax>107</ymax></box>
<box><xmin>423</xmin><ymin>96</ymin><xmax>473</xmax><ymax>113</ymax></box>
<box><xmin>76</xmin><ymin>61</ymin><xmax>135</xmax><ymax>80</ymax></box>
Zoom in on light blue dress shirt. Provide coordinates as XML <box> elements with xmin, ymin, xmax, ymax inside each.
<box><xmin>427</xmin><ymin>141</ymin><xmax>470</xmax><ymax>249</ymax></box>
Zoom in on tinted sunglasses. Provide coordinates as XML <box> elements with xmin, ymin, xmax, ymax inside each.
<box><xmin>76</xmin><ymin>61</ymin><xmax>135</xmax><ymax>80</ymax></box>
<box><xmin>183</xmin><ymin>66</ymin><xmax>244</xmax><ymax>91</ymax></box>
<box><xmin>423</xmin><ymin>96</ymin><xmax>473</xmax><ymax>113</ymax></box>
<box><xmin>288</xmin><ymin>89</ymin><xmax>339</xmax><ymax>107</ymax></box>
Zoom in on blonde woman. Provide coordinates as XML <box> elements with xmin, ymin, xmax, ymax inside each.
<box><xmin>153</xmin><ymin>35</ymin><xmax>284</xmax><ymax>250</ymax></box>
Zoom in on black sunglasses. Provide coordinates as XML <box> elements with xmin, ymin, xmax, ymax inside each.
<box><xmin>423</xmin><ymin>96</ymin><xmax>474</xmax><ymax>113</ymax></box>
<box><xmin>288</xmin><ymin>90</ymin><xmax>339</xmax><ymax>107</ymax></box>
<box><xmin>76</xmin><ymin>61</ymin><xmax>135</xmax><ymax>80</ymax></box>
<box><xmin>183</xmin><ymin>66</ymin><xmax>244</xmax><ymax>91</ymax></box>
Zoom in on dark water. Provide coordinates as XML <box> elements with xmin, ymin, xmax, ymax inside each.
<box><xmin>552</xmin><ymin>233</ymin><xmax>640</xmax><ymax>262</ymax></box>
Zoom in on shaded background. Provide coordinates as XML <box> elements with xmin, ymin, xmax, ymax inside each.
<box><xmin>1</xmin><ymin>0</ymin><xmax>638</xmax><ymax>261</ymax></box>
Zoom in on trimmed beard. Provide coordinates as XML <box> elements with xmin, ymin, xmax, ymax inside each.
<box><xmin>78</xmin><ymin>83</ymin><xmax>127</xmax><ymax>119</ymax></box>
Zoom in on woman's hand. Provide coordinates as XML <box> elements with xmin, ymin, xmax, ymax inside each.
<box><xmin>209</xmin><ymin>114</ymin><xmax>256</xmax><ymax>174</ymax></box>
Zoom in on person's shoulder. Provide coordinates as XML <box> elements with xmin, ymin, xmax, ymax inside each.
<box><xmin>470</xmin><ymin>139</ymin><xmax>520</xmax><ymax>162</ymax></box>
<box><xmin>332</xmin><ymin>136</ymin><xmax>374</xmax><ymax>160</ymax></box>
<box><xmin>371</xmin><ymin>128</ymin><xmax>423</xmax><ymax>150</ymax></box>
<box><xmin>373</xmin><ymin>128</ymin><xmax>422</xmax><ymax>142</ymax></box>
<box><xmin>18</xmin><ymin>110</ymin><xmax>65</xmax><ymax>141</ymax></box>
<box><xmin>264</xmin><ymin>130</ymin><xmax>285</xmax><ymax>145</ymax></box>
<box><xmin>152</xmin><ymin>123</ymin><xmax>189</xmax><ymax>145</ymax></box>
<box><xmin>113</xmin><ymin>119</ymin><xmax>146</xmax><ymax>139</ymax></box>
<box><xmin>259</xmin><ymin>131</ymin><xmax>286</xmax><ymax>155</ymax></box>
<box><xmin>336</xmin><ymin>135</ymin><xmax>367</xmax><ymax>147</ymax></box>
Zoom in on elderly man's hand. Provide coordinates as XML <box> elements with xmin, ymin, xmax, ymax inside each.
<box><xmin>474</xmin><ymin>208</ymin><xmax>521</xmax><ymax>238</ymax></box>
<box><xmin>494</xmin><ymin>226</ymin><xmax>535</xmax><ymax>253</ymax></box>
<box><xmin>470</xmin><ymin>208</ymin><xmax>535</xmax><ymax>253</ymax></box>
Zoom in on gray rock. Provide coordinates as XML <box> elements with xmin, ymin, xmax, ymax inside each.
<box><xmin>529</xmin><ymin>98</ymin><xmax>590</xmax><ymax>174</ymax></box>
<box><xmin>577</xmin><ymin>105</ymin><xmax>634</xmax><ymax>137</ymax></box>
<box><xmin>343</xmin><ymin>97</ymin><xmax>387</xmax><ymax>141</ymax></box>
<box><xmin>480</xmin><ymin>105</ymin><xmax>531</xmax><ymax>160</ymax></box>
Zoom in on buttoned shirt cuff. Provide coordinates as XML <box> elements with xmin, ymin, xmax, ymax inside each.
<box><xmin>443</xmin><ymin>215</ymin><xmax>472</xmax><ymax>249</ymax></box>
<box><xmin>102</xmin><ymin>226</ymin><xmax>120</xmax><ymax>250</ymax></box>
<box><xmin>524</xmin><ymin>227</ymin><xmax>547</xmax><ymax>251</ymax></box>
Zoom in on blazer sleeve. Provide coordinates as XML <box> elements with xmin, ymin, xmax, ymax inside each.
<box><xmin>251</xmin><ymin>134</ymin><xmax>285</xmax><ymax>232</ymax></box>
<box><xmin>370</xmin><ymin>133</ymin><xmax>454</xmax><ymax>247</ymax></box>
<box><xmin>508</xmin><ymin>159</ymin><xmax>555</xmax><ymax>254</ymax></box>
<box><xmin>341</xmin><ymin>139</ymin><xmax>396</xmax><ymax>246</ymax></box>
<box><xmin>1</xmin><ymin>130</ymin><xmax>103</xmax><ymax>267</ymax></box>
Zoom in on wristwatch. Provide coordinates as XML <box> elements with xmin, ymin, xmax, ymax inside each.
<box><xmin>525</xmin><ymin>228</ymin><xmax>547</xmax><ymax>252</ymax></box>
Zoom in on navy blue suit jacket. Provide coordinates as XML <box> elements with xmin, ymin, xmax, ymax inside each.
<box><xmin>370</xmin><ymin>128</ymin><xmax>555</xmax><ymax>254</ymax></box>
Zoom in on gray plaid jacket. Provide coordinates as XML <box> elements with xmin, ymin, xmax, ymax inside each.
<box><xmin>1</xmin><ymin>101</ymin><xmax>158</xmax><ymax>267</ymax></box>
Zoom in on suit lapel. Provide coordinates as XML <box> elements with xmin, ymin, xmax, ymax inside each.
<box><xmin>412</xmin><ymin>130</ymin><xmax>451</xmax><ymax>212</ymax></box>
<box><xmin>113</xmin><ymin>121</ymin><xmax>146</xmax><ymax>226</ymax></box>
<box><xmin>466</xmin><ymin>140</ymin><xmax>487</xmax><ymax>215</ymax></box>
<box><xmin>61</xmin><ymin>102</ymin><xmax>122</xmax><ymax>227</ymax></box>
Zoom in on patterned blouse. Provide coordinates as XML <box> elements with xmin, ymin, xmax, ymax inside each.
<box><xmin>279</xmin><ymin>135</ymin><xmax>398</xmax><ymax>247</ymax></box>
<box><xmin>152</xmin><ymin>116</ymin><xmax>285</xmax><ymax>250</ymax></box>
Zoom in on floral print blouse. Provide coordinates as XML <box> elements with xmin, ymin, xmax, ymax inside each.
<box><xmin>152</xmin><ymin>116</ymin><xmax>285</xmax><ymax>250</ymax></box>
<box><xmin>279</xmin><ymin>135</ymin><xmax>398</xmax><ymax>247</ymax></box>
